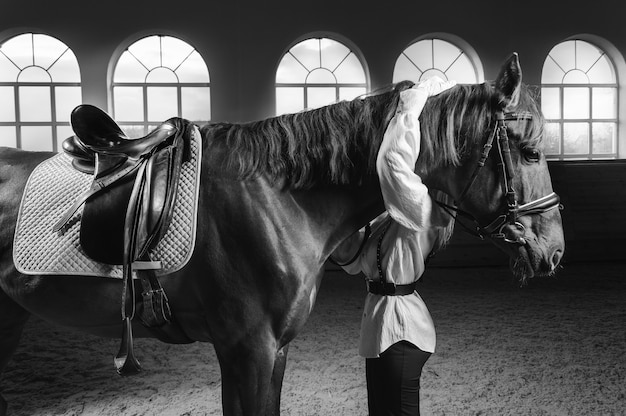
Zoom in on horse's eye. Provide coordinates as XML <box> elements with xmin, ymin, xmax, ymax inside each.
<box><xmin>523</xmin><ymin>148</ymin><xmax>541</xmax><ymax>162</ymax></box>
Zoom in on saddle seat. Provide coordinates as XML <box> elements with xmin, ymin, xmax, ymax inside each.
<box><xmin>62</xmin><ymin>105</ymin><xmax>178</xmax><ymax>174</ymax></box>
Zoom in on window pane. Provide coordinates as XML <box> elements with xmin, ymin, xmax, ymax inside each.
<box><xmin>21</xmin><ymin>126</ymin><xmax>53</xmax><ymax>151</ymax></box>
<box><xmin>146</xmin><ymin>67</ymin><xmax>178</xmax><ymax>83</ymax></box>
<box><xmin>307</xmin><ymin>68</ymin><xmax>336</xmax><ymax>84</ymax></box>
<box><xmin>0</xmin><ymin>126</ymin><xmax>17</xmax><ymax>148</ymax></box>
<box><xmin>393</xmin><ymin>54</ymin><xmax>420</xmax><ymax>83</ymax></box>
<box><xmin>276</xmin><ymin>53</ymin><xmax>309</xmax><ymax>83</ymax></box>
<box><xmin>127</xmin><ymin>36</ymin><xmax>161</xmax><ymax>71</ymax></box>
<box><xmin>433</xmin><ymin>39</ymin><xmax>461</xmax><ymax>71</ymax></box>
<box><xmin>592</xmin><ymin>122</ymin><xmax>616</xmax><ymax>154</ymax></box>
<box><xmin>161</xmin><ymin>36</ymin><xmax>194</xmax><ymax>70</ymax></box>
<box><xmin>403</xmin><ymin>40</ymin><xmax>433</xmax><ymax>72</ymax></box>
<box><xmin>0</xmin><ymin>87</ymin><xmax>15</xmax><ymax>122</ymax></box>
<box><xmin>0</xmin><ymin>53</ymin><xmax>20</xmax><ymax>81</ymax></box>
<box><xmin>19</xmin><ymin>86</ymin><xmax>51</xmax><ymax>122</ymax></box>
<box><xmin>55</xmin><ymin>86</ymin><xmax>81</xmax><ymax>122</ymax></box>
<box><xmin>562</xmin><ymin>70</ymin><xmax>589</xmax><ymax>84</ymax></box>
<box><xmin>541</xmin><ymin>88</ymin><xmax>560</xmax><ymax>119</ymax></box>
<box><xmin>575</xmin><ymin>40</ymin><xmax>603</xmax><ymax>73</ymax></box>
<box><xmin>543</xmin><ymin>123</ymin><xmax>561</xmax><ymax>154</ymax></box>
<box><xmin>47</xmin><ymin>50</ymin><xmax>81</xmax><ymax>82</ymax></box>
<box><xmin>541</xmin><ymin>57</ymin><xmax>565</xmax><ymax>84</ymax></box>
<box><xmin>56</xmin><ymin>125</ymin><xmax>74</xmax><ymax>152</ymax></box>
<box><xmin>320</xmin><ymin>38</ymin><xmax>350</xmax><ymax>72</ymax></box>
<box><xmin>33</xmin><ymin>34</ymin><xmax>68</xmax><ymax>69</ymax></box>
<box><xmin>333</xmin><ymin>53</ymin><xmax>366</xmax><ymax>83</ymax></box>
<box><xmin>175</xmin><ymin>51</ymin><xmax>210</xmax><ymax>82</ymax></box>
<box><xmin>276</xmin><ymin>87</ymin><xmax>304</xmax><ymax>115</ymax></box>
<box><xmin>563</xmin><ymin>88</ymin><xmax>589</xmax><ymax>119</ymax></box>
<box><xmin>114</xmin><ymin>53</ymin><xmax>149</xmax><ymax>82</ymax></box>
<box><xmin>548</xmin><ymin>41</ymin><xmax>576</xmax><ymax>72</ymax></box>
<box><xmin>307</xmin><ymin>87</ymin><xmax>335</xmax><ymax>109</ymax></box>
<box><xmin>289</xmin><ymin>38</ymin><xmax>321</xmax><ymax>71</ymax></box>
<box><xmin>121</xmin><ymin>125</ymin><xmax>145</xmax><ymax>138</ymax></box>
<box><xmin>181</xmin><ymin>87</ymin><xmax>210</xmax><ymax>122</ymax></box>
<box><xmin>445</xmin><ymin>54</ymin><xmax>478</xmax><ymax>83</ymax></box>
<box><xmin>0</xmin><ymin>33</ymin><xmax>33</xmax><ymax>69</ymax></box>
<box><xmin>147</xmin><ymin>87</ymin><xmax>177</xmax><ymax>121</ymax></box>
<box><xmin>393</xmin><ymin>38</ymin><xmax>477</xmax><ymax>85</ymax></box>
<box><xmin>563</xmin><ymin>123</ymin><xmax>589</xmax><ymax>154</ymax></box>
<box><xmin>113</xmin><ymin>86</ymin><xmax>144</xmax><ymax>121</ymax></box>
<box><xmin>339</xmin><ymin>87</ymin><xmax>366</xmax><ymax>101</ymax></box>
<box><xmin>587</xmin><ymin>56</ymin><xmax>616</xmax><ymax>83</ymax></box>
<box><xmin>18</xmin><ymin>66</ymin><xmax>51</xmax><ymax>82</ymax></box>
<box><xmin>592</xmin><ymin>88</ymin><xmax>617</xmax><ymax>119</ymax></box>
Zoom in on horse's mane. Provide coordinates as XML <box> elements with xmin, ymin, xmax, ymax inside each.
<box><xmin>200</xmin><ymin>80</ymin><xmax>544</xmax><ymax>191</ymax></box>
<box><xmin>200</xmin><ymin>82</ymin><xmax>413</xmax><ymax>189</ymax></box>
<box><xmin>418</xmin><ymin>81</ymin><xmax>545</xmax><ymax>171</ymax></box>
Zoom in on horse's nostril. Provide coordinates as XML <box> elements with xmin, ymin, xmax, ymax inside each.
<box><xmin>550</xmin><ymin>248</ymin><xmax>564</xmax><ymax>271</ymax></box>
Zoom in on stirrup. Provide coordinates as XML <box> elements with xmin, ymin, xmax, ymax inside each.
<box><xmin>114</xmin><ymin>317</ymin><xmax>142</xmax><ymax>376</ymax></box>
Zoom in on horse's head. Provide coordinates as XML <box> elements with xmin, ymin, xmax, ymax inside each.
<box><xmin>418</xmin><ymin>53</ymin><xmax>565</xmax><ymax>283</ymax></box>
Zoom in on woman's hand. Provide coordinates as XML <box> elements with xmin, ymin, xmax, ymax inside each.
<box><xmin>399</xmin><ymin>77</ymin><xmax>457</xmax><ymax>115</ymax></box>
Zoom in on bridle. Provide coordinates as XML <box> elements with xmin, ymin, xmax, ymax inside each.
<box><xmin>435</xmin><ymin>110</ymin><xmax>563</xmax><ymax>246</ymax></box>
<box><xmin>330</xmin><ymin>109</ymin><xmax>563</xmax><ymax>267</ymax></box>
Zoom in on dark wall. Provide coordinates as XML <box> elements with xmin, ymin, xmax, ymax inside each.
<box><xmin>2</xmin><ymin>0</ymin><xmax>625</xmax><ymax>265</ymax></box>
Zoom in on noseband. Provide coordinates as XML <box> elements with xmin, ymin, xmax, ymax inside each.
<box><xmin>436</xmin><ymin>111</ymin><xmax>562</xmax><ymax>245</ymax></box>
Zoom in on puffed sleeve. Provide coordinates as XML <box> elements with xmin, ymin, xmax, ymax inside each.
<box><xmin>376</xmin><ymin>88</ymin><xmax>433</xmax><ymax>231</ymax></box>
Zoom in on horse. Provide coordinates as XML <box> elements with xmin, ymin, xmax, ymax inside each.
<box><xmin>0</xmin><ymin>53</ymin><xmax>564</xmax><ymax>416</ymax></box>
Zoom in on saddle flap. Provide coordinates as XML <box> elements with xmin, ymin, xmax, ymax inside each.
<box><xmin>79</xmin><ymin>131</ymin><xmax>186</xmax><ymax>265</ymax></box>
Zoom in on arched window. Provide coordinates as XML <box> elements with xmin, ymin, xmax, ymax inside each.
<box><xmin>541</xmin><ymin>40</ymin><xmax>618</xmax><ymax>160</ymax></box>
<box><xmin>275</xmin><ymin>37</ymin><xmax>367</xmax><ymax>115</ymax></box>
<box><xmin>112</xmin><ymin>35</ymin><xmax>210</xmax><ymax>137</ymax></box>
<box><xmin>393</xmin><ymin>38</ymin><xmax>479</xmax><ymax>84</ymax></box>
<box><xmin>0</xmin><ymin>33</ymin><xmax>81</xmax><ymax>151</ymax></box>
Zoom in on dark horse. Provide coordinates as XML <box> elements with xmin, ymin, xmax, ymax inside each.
<box><xmin>0</xmin><ymin>54</ymin><xmax>563</xmax><ymax>415</ymax></box>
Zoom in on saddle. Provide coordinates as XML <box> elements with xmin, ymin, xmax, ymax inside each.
<box><xmin>53</xmin><ymin>104</ymin><xmax>193</xmax><ymax>375</ymax></box>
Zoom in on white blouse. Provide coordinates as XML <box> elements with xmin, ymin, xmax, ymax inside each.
<box><xmin>341</xmin><ymin>214</ymin><xmax>438</xmax><ymax>358</ymax></box>
<box><xmin>340</xmin><ymin>85</ymin><xmax>446</xmax><ymax>358</ymax></box>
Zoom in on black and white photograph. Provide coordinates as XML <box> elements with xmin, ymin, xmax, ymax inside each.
<box><xmin>0</xmin><ymin>1</ymin><xmax>624</xmax><ymax>415</ymax></box>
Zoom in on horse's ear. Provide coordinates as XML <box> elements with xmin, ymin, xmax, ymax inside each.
<box><xmin>495</xmin><ymin>53</ymin><xmax>522</xmax><ymax>110</ymax></box>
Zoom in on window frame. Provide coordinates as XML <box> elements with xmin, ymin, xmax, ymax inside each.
<box><xmin>392</xmin><ymin>35</ymin><xmax>483</xmax><ymax>85</ymax></box>
<box><xmin>110</xmin><ymin>34</ymin><xmax>211</xmax><ymax>137</ymax></box>
<box><xmin>275</xmin><ymin>35</ymin><xmax>369</xmax><ymax>115</ymax></box>
<box><xmin>0</xmin><ymin>32</ymin><xmax>81</xmax><ymax>151</ymax></box>
<box><xmin>541</xmin><ymin>39</ymin><xmax>619</xmax><ymax>160</ymax></box>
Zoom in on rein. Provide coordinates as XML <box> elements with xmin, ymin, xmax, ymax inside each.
<box><xmin>435</xmin><ymin>111</ymin><xmax>562</xmax><ymax>246</ymax></box>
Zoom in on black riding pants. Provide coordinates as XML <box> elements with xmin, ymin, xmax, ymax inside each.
<box><xmin>365</xmin><ymin>341</ymin><xmax>431</xmax><ymax>416</ymax></box>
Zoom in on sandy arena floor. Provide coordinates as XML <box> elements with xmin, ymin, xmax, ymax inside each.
<box><xmin>1</xmin><ymin>261</ymin><xmax>625</xmax><ymax>415</ymax></box>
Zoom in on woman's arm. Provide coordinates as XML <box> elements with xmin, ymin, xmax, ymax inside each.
<box><xmin>376</xmin><ymin>77</ymin><xmax>456</xmax><ymax>231</ymax></box>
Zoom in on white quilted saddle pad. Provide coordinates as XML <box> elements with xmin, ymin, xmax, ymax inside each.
<box><xmin>13</xmin><ymin>126</ymin><xmax>202</xmax><ymax>278</ymax></box>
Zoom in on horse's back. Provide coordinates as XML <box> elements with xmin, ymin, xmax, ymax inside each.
<box><xmin>0</xmin><ymin>147</ymin><xmax>54</xmax><ymax>252</ymax></box>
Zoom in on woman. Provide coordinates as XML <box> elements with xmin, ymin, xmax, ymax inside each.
<box><xmin>331</xmin><ymin>77</ymin><xmax>456</xmax><ymax>416</ymax></box>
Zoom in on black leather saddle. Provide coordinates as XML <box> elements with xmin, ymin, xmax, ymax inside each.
<box><xmin>54</xmin><ymin>104</ymin><xmax>190</xmax><ymax>264</ymax></box>
<box><xmin>53</xmin><ymin>104</ymin><xmax>193</xmax><ymax>375</ymax></box>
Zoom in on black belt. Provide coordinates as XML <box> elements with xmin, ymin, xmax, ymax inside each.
<box><xmin>366</xmin><ymin>280</ymin><xmax>417</xmax><ymax>296</ymax></box>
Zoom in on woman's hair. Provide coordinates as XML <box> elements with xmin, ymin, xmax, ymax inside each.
<box><xmin>428</xmin><ymin>190</ymin><xmax>456</xmax><ymax>256</ymax></box>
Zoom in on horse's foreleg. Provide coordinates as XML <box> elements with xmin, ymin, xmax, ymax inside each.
<box><xmin>0</xmin><ymin>290</ymin><xmax>31</xmax><ymax>416</ymax></box>
<box><xmin>215</xmin><ymin>333</ymin><xmax>279</xmax><ymax>416</ymax></box>
<box><xmin>265</xmin><ymin>343</ymin><xmax>289</xmax><ymax>416</ymax></box>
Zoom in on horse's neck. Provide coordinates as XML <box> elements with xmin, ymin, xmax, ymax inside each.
<box><xmin>418</xmin><ymin>161</ymin><xmax>465</xmax><ymax>203</ymax></box>
<box><xmin>288</xmin><ymin>181</ymin><xmax>384</xmax><ymax>258</ymax></box>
